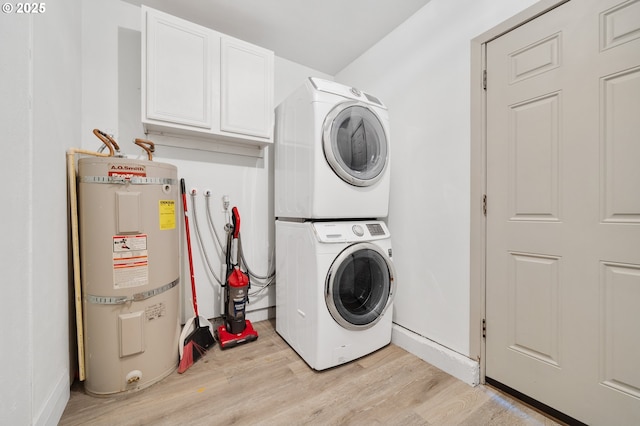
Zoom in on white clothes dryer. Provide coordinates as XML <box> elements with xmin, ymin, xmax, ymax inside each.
<box><xmin>275</xmin><ymin>77</ymin><xmax>391</xmax><ymax>219</ymax></box>
<box><xmin>275</xmin><ymin>219</ymin><xmax>396</xmax><ymax>370</ymax></box>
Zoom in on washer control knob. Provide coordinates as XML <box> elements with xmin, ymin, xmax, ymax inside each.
<box><xmin>350</xmin><ymin>87</ymin><xmax>361</xmax><ymax>97</ymax></box>
<box><xmin>352</xmin><ymin>224</ymin><xmax>364</xmax><ymax>237</ymax></box>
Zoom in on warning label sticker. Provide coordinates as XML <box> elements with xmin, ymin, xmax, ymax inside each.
<box><xmin>159</xmin><ymin>200</ymin><xmax>176</xmax><ymax>230</ymax></box>
<box><xmin>113</xmin><ymin>235</ymin><xmax>148</xmax><ymax>289</ymax></box>
<box><xmin>145</xmin><ymin>303</ymin><xmax>166</xmax><ymax>321</ymax></box>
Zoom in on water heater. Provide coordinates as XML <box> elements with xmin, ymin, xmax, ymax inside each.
<box><xmin>78</xmin><ymin>156</ymin><xmax>180</xmax><ymax>395</ymax></box>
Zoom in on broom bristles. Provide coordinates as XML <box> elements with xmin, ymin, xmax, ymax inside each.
<box><xmin>178</xmin><ymin>339</ymin><xmax>208</xmax><ymax>374</ymax></box>
<box><xmin>178</xmin><ymin>341</ymin><xmax>194</xmax><ymax>374</ymax></box>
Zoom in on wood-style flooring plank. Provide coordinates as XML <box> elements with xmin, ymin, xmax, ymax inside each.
<box><xmin>59</xmin><ymin>319</ymin><xmax>561</xmax><ymax>426</ymax></box>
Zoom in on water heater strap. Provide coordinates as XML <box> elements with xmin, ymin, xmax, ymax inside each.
<box><xmin>80</xmin><ymin>176</ymin><xmax>177</xmax><ymax>185</ymax></box>
<box><xmin>86</xmin><ymin>278</ymin><xmax>179</xmax><ymax>305</ymax></box>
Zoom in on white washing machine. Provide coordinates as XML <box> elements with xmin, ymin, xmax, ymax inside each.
<box><xmin>275</xmin><ymin>77</ymin><xmax>391</xmax><ymax>219</ymax></box>
<box><xmin>275</xmin><ymin>219</ymin><xmax>396</xmax><ymax>370</ymax></box>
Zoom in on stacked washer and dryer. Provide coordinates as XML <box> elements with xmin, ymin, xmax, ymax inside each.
<box><xmin>274</xmin><ymin>78</ymin><xmax>396</xmax><ymax>370</ymax></box>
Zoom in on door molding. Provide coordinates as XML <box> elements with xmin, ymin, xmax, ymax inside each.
<box><xmin>469</xmin><ymin>0</ymin><xmax>569</xmax><ymax>382</ymax></box>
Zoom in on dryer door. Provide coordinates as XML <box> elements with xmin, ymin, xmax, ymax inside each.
<box><xmin>325</xmin><ymin>242</ymin><xmax>396</xmax><ymax>330</ymax></box>
<box><xmin>323</xmin><ymin>102</ymin><xmax>388</xmax><ymax>187</ymax></box>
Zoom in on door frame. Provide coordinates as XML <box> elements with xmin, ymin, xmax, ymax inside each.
<box><xmin>469</xmin><ymin>0</ymin><xmax>569</xmax><ymax>383</ymax></box>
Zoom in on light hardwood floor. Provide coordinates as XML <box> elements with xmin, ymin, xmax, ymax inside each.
<box><xmin>60</xmin><ymin>319</ymin><xmax>562</xmax><ymax>425</ymax></box>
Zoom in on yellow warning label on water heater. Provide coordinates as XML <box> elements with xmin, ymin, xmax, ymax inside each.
<box><xmin>159</xmin><ymin>200</ymin><xmax>176</xmax><ymax>230</ymax></box>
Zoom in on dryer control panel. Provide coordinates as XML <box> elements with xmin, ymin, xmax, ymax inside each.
<box><xmin>312</xmin><ymin>220</ymin><xmax>390</xmax><ymax>243</ymax></box>
<box><xmin>309</xmin><ymin>77</ymin><xmax>387</xmax><ymax>109</ymax></box>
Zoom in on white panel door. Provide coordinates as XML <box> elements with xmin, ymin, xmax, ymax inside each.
<box><xmin>485</xmin><ymin>0</ymin><xmax>640</xmax><ymax>424</ymax></box>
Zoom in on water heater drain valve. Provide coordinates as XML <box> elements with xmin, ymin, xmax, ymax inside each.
<box><xmin>126</xmin><ymin>370</ymin><xmax>142</xmax><ymax>384</ymax></box>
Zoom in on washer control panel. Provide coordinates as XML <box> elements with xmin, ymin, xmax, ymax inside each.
<box><xmin>366</xmin><ymin>223</ymin><xmax>385</xmax><ymax>236</ymax></box>
<box><xmin>313</xmin><ymin>220</ymin><xmax>389</xmax><ymax>243</ymax></box>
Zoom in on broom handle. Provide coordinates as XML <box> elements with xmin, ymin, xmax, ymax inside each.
<box><xmin>181</xmin><ymin>179</ymin><xmax>199</xmax><ymax>318</ymax></box>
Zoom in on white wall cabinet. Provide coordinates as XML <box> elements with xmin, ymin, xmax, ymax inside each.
<box><xmin>144</xmin><ymin>9</ymin><xmax>214</xmax><ymax>129</ymax></box>
<box><xmin>221</xmin><ymin>37</ymin><xmax>274</xmax><ymax>139</ymax></box>
<box><xmin>142</xmin><ymin>6</ymin><xmax>274</xmax><ymax>152</ymax></box>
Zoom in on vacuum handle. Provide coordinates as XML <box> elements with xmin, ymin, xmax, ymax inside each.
<box><xmin>231</xmin><ymin>206</ymin><xmax>241</xmax><ymax>239</ymax></box>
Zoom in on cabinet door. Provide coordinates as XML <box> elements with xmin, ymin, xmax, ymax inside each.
<box><xmin>220</xmin><ymin>37</ymin><xmax>274</xmax><ymax>139</ymax></box>
<box><xmin>144</xmin><ymin>8</ymin><xmax>212</xmax><ymax>129</ymax></box>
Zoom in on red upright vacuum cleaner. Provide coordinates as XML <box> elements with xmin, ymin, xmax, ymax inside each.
<box><xmin>216</xmin><ymin>206</ymin><xmax>259</xmax><ymax>349</ymax></box>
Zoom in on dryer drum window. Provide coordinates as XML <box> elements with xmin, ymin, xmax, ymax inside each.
<box><xmin>323</xmin><ymin>103</ymin><xmax>388</xmax><ymax>187</ymax></box>
<box><xmin>326</xmin><ymin>243</ymin><xmax>395</xmax><ymax>330</ymax></box>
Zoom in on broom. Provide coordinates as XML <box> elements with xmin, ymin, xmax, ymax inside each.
<box><xmin>178</xmin><ymin>178</ymin><xmax>215</xmax><ymax>373</ymax></box>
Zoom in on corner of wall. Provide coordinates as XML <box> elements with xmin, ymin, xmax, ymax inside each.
<box><xmin>33</xmin><ymin>373</ymin><xmax>70</xmax><ymax>426</ymax></box>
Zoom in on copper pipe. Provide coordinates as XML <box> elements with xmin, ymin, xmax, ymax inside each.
<box><xmin>92</xmin><ymin>129</ymin><xmax>116</xmax><ymax>156</ymax></box>
<box><xmin>134</xmin><ymin>138</ymin><xmax>155</xmax><ymax>161</ymax></box>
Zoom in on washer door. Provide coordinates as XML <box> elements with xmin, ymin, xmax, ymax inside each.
<box><xmin>323</xmin><ymin>101</ymin><xmax>388</xmax><ymax>187</ymax></box>
<box><xmin>325</xmin><ymin>242</ymin><xmax>396</xmax><ymax>330</ymax></box>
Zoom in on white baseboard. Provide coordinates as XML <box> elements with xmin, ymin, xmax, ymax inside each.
<box><xmin>391</xmin><ymin>324</ymin><xmax>479</xmax><ymax>386</ymax></box>
<box><xmin>247</xmin><ymin>306</ymin><xmax>275</xmax><ymax>323</ymax></box>
<box><xmin>34</xmin><ymin>371</ymin><xmax>70</xmax><ymax>426</ymax></box>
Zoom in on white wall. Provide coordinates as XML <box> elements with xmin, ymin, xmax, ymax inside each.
<box><xmin>1</xmin><ymin>13</ymin><xmax>33</xmax><ymax>426</ymax></box>
<box><xmin>335</xmin><ymin>0</ymin><xmax>538</xmax><ymax>368</ymax></box>
<box><xmin>81</xmin><ymin>0</ymin><xmax>332</xmax><ymax>322</ymax></box>
<box><xmin>1</xmin><ymin>1</ymin><xmax>82</xmax><ymax>425</ymax></box>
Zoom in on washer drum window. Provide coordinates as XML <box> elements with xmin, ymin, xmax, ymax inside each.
<box><xmin>325</xmin><ymin>242</ymin><xmax>396</xmax><ymax>330</ymax></box>
<box><xmin>323</xmin><ymin>102</ymin><xmax>388</xmax><ymax>187</ymax></box>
